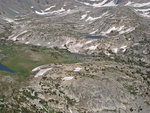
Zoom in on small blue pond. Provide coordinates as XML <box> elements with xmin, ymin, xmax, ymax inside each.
<box><xmin>68</xmin><ymin>53</ymin><xmax>88</xmax><ymax>58</ymax></box>
<box><xmin>0</xmin><ymin>64</ymin><xmax>17</xmax><ymax>73</ymax></box>
<box><xmin>67</xmin><ymin>53</ymin><xmax>95</xmax><ymax>58</ymax></box>
<box><xmin>85</xmin><ymin>35</ymin><xmax>106</xmax><ymax>39</ymax></box>
<box><xmin>59</xmin><ymin>22</ymin><xmax>76</xmax><ymax>25</ymax></box>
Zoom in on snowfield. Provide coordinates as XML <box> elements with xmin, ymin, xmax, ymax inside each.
<box><xmin>35</xmin><ymin>7</ymin><xmax>66</xmax><ymax>15</ymax></box>
<box><xmin>74</xmin><ymin>67</ymin><xmax>82</xmax><ymax>72</ymax></box>
<box><xmin>62</xmin><ymin>76</ymin><xmax>74</xmax><ymax>81</ymax></box>
<box><xmin>102</xmin><ymin>26</ymin><xmax>135</xmax><ymax>35</ymax></box>
<box><xmin>34</xmin><ymin>68</ymin><xmax>52</xmax><ymax>78</ymax></box>
<box><xmin>85</xmin><ymin>12</ymin><xmax>109</xmax><ymax>22</ymax></box>
<box><xmin>9</xmin><ymin>30</ymin><xmax>28</xmax><ymax>41</ymax></box>
<box><xmin>45</xmin><ymin>5</ymin><xmax>56</xmax><ymax>11</ymax></box>
<box><xmin>125</xmin><ymin>1</ymin><xmax>150</xmax><ymax>8</ymax></box>
<box><xmin>90</xmin><ymin>29</ymin><xmax>98</xmax><ymax>35</ymax></box>
<box><xmin>32</xmin><ymin>66</ymin><xmax>44</xmax><ymax>72</ymax></box>
<box><xmin>102</xmin><ymin>26</ymin><xmax>125</xmax><ymax>34</ymax></box>
<box><xmin>88</xmin><ymin>45</ymin><xmax>99</xmax><ymax>50</ymax></box>
<box><xmin>112</xmin><ymin>48</ymin><xmax>118</xmax><ymax>54</ymax></box>
<box><xmin>120</xmin><ymin>45</ymin><xmax>127</xmax><ymax>53</ymax></box>
<box><xmin>1</xmin><ymin>17</ymin><xmax>14</xmax><ymax>23</ymax></box>
<box><xmin>80</xmin><ymin>13</ymin><xmax>88</xmax><ymax>20</ymax></box>
<box><xmin>78</xmin><ymin>0</ymin><xmax>117</xmax><ymax>7</ymax></box>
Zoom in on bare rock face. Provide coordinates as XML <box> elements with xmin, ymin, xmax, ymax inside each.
<box><xmin>0</xmin><ymin>0</ymin><xmax>150</xmax><ymax>113</ymax></box>
<box><xmin>6</xmin><ymin>59</ymin><xmax>149</xmax><ymax>113</ymax></box>
<box><xmin>77</xmin><ymin>0</ymin><xmax>150</xmax><ymax>4</ymax></box>
<box><xmin>5</xmin><ymin>4</ymin><xmax>150</xmax><ymax>65</ymax></box>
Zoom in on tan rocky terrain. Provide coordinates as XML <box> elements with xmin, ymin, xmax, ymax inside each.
<box><xmin>1</xmin><ymin>58</ymin><xmax>150</xmax><ymax>113</ymax></box>
<box><xmin>3</xmin><ymin>0</ymin><xmax>150</xmax><ymax>66</ymax></box>
<box><xmin>0</xmin><ymin>0</ymin><xmax>150</xmax><ymax>113</ymax></box>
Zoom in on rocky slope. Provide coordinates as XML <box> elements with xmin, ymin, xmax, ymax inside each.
<box><xmin>1</xmin><ymin>58</ymin><xmax>150</xmax><ymax>113</ymax></box>
<box><xmin>4</xmin><ymin>0</ymin><xmax>150</xmax><ymax>66</ymax></box>
<box><xmin>0</xmin><ymin>0</ymin><xmax>150</xmax><ymax>113</ymax></box>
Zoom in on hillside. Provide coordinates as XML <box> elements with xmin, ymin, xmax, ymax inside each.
<box><xmin>0</xmin><ymin>0</ymin><xmax>150</xmax><ymax>113</ymax></box>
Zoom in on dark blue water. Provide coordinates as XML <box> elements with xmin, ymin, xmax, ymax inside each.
<box><xmin>67</xmin><ymin>53</ymin><xmax>95</xmax><ymax>58</ymax></box>
<box><xmin>59</xmin><ymin>22</ymin><xmax>76</xmax><ymax>25</ymax></box>
<box><xmin>68</xmin><ymin>53</ymin><xmax>87</xmax><ymax>58</ymax></box>
<box><xmin>0</xmin><ymin>64</ymin><xmax>17</xmax><ymax>73</ymax></box>
<box><xmin>85</xmin><ymin>35</ymin><xmax>106</xmax><ymax>39</ymax></box>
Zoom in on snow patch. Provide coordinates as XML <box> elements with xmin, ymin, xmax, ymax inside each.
<box><xmin>65</xmin><ymin>39</ymin><xmax>73</xmax><ymax>45</ymax></box>
<box><xmin>1</xmin><ymin>17</ymin><xmax>14</xmax><ymax>23</ymax></box>
<box><xmin>134</xmin><ymin>8</ymin><xmax>150</xmax><ymax>18</ymax></box>
<box><xmin>32</xmin><ymin>65</ymin><xmax>50</xmax><ymax>72</ymax></box>
<box><xmin>45</xmin><ymin>5</ymin><xmax>56</xmax><ymax>11</ymax></box>
<box><xmin>62</xmin><ymin>77</ymin><xmax>74</xmax><ymax>81</ymax></box>
<box><xmin>125</xmin><ymin>2</ymin><xmax>150</xmax><ymax>8</ymax></box>
<box><xmin>10</xmin><ymin>30</ymin><xmax>28</xmax><ymax>41</ymax></box>
<box><xmin>112</xmin><ymin>48</ymin><xmax>118</xmax><ymax>54</ymax></box>
<box><xmin>25</xmin><ymin>41</ymin><xmax>30</xmax><ymax>44</ymax></box>
<box><xmin>140</xmin><ymin>12</ymin><xmax>150</xmax><ymax>18</ymax></box>
<box><xmin>74</xmin><ymin>67</ymin><xmax>82</xmax><ymax>72</ymax></box>
<box><xmin>120</xmin><ymin>45</ymin><xmax>127</xmax><ymax>53</ymax></box>
<box><xmin>88</xmin><ymin>45</ymin><xmax>99</xmax><ymax>50</ymax></box>
<box><xmin>45</xmin><ymin>7</ymin><xmax>65</xmax><ymax>14</ymax></box>
<box><xmin>125</xmin><ymin>1</ymin><xmax>133</xmax><ymax>6</ymax></box>
<box><xmin>102</xmin><ymin>26</ymin><xmax>124</xmax><ymax>35</ymax></box>
<box><xmin>85</xmin><ymin>40</ymin><xmax>93</xmax><ymax>44</ymax></box>
<box><xmin>69</xmin><ymin>109</ymin><xmax>73</xmax><ymax>113</ymax></box>
<box><xmin>79</xmin><ymin>0</ymin><xmax>117</xmax><ymax>7</ymax></box>
<box><xmin>104</xmin><ymin>51</ymin><xmax>111</xmax><ymax>56</ymax></box>
<box><xmin>90</xmin><ymin>29</ymin><xmax>98</xmax><ymax>34</ymax></box>
<box><xmin>86</xmin><ymin>12</ymin><xmax>108</xmax><ymax>22</ymax></box>
<box><xmin>37</xmin><ymin>43</ymin><xmax>41</xmax><ymax>46</ymax></box>
<box><xmin>34</xmin><ymin>68</ymin><xmax>52</xmax><ymax>78</ymax></box>
<box><xmin>80</xmin><ymin>13</ymin><xmax>88</xmax><ymax>20</ymax></box>
<box><xmin>119</xmin><ymin>27</ymin><xmax>135</xmax><ymax>34</ymax></box>
<box><xmin>35</xmin><ymin>11</ymin><xmax>49</xmax><ymax>15</ymax></box>
<box><xmin>35</xmin><ymin>8</ymin><xmax>66</xmax><ymax>15</ymax></box>
<box><xmin>102</xmin><ymin>26</ymin><xmax>135</xmax><ymax>35</ymax></box>
<box><xmin>135</xmin><ymin>8</ymin><xmax>150</xmax><ymax>12</ymax></box>
<box><xmin>103</xmin><ymin>0</ymin><xmax>117</xmax><ymax>7</ymax></box>
<box><xmin>31</xmin><ymin>6</ymin><xmax>34</xmax><ymax>9</ymax></box>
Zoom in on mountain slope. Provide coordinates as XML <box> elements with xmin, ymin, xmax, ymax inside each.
<box><xmin>0</xmin><ymin>0</ymin><xmax>150</xmax><ymax>113</ymax></box>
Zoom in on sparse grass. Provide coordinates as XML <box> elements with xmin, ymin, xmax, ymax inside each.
<box><xmin>0</xmin><ymin>40</ymin><xmax>81</xmax><ymax>112</ymax></box>
<box><xmin>0</xmin><ymin>41</ymin><xmax>81</xmax><ymax>77</ymax></box>
<box><xmin>124</xmin><ymin>84</ymin><xmax>137</xmax><ymax>95</ymax></box>
<box><xmin>55</xmin><ymin>83</ymin><xmax>60</xmax><ymax>89</ymax></box>
<box><xmin>22</xmin><ymin>90</ymin><xmax>38</xmax><ymax>100</ymax></box>
<box><xmin>65</xmin><ymin>96</ymin><xmax>76</xmax><ymax>106</ymax></box>
<box><xmin>117</xmin><ymin>77</ymin><xmax>128</xmax><ymax>82</ymax></box>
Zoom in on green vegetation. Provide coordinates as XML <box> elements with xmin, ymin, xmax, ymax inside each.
<box><xmin>0</xmin><ymin>23</ymin><xmax>11</xmax><ymax>39</ymax></box>
<box><xmin>22</xmin><ymin>90</ymin><xmax>38</xmax><ymax>100</ymax></box>
<box><xmin>0</xmin><ymin>40</ymin><xmax>81</xmax><ymax>77</ymax></box>
<box><xmin>65</xmin><ymin>96</ymin><xmax>76</xmax><ymax>106</ymax></box>
<box><xmin>49</xmin><ymin>109</ymin><xmax>62</xmax><ymax>113</ymax></box>
<box><xmin>55</xmin><ymin>83</ymin><xmax>60</xmax><ymax>89</ymax></box>
<box><xmin>0</xmin><ymin>40</ymin><xmax>81</xmax><ymax>112</ymax></box>
<box><xmin>124</xmin><ymin>84</ymin><xmax>137</xmax><ymax>95</ymax></box>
